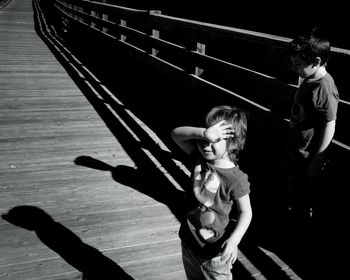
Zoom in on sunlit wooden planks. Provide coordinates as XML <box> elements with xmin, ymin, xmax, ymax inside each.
<box><xmin>0</xmin><ymin>1</ymin><xmax>185</xmax><ymax>279</ymax></box>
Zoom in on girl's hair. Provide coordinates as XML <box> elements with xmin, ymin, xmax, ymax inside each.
<box><xmin>287</xmin><ymin>27</ymin><xmax>331</xmax><ymax>66</ymax></box>
<box><xmin>205</xmin><ymin>105</ymin><xmax>248</xmax><ymax>163</ymax></box>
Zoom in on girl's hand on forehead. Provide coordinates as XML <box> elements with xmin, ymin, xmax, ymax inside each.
<box><xmin>204</xmin><ymin>120</ymin><xmax>235</xmax><ymax>143</ymax></box>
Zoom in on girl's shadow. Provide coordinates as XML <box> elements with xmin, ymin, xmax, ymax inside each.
<box><xmin>2</xmin><ymin>205</ymin><xmax>134</xmax><ymax>280</ymax></box>
<box><xmin>74</xmin><ymin>155</ymin><xmax>186</xmax><ymax>222</ymax></box>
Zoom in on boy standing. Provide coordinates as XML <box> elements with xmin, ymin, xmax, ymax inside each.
<box><xmin>286</xmin><ymin>29</ymin><xmax>339</xmax><ymax>219</ymax></box>
<box><xmin>171</xmin><ymin>105</ymin><xmax>252</xmax><ymax>280</ymax></box>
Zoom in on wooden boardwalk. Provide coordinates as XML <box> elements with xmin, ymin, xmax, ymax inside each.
<box><xmin>0</xmin><ymin>1</ymin><xmax>310</xmax><ymax>280</ymax></box>
<box><xmin>0</xmin><ymin>0</ymin><xmax>187</xmax><ymax>279</ymax></box>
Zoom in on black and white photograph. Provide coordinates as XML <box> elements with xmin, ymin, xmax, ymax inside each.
<box><xmin>1</xmin><ymin>1</ymin><xmax>348</xmax><ymax>279</ymax></box>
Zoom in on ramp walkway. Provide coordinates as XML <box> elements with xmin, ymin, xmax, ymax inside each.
<box><xmin>0</xmin><ymin>1</ymin><xmax>318</xmax><ymax>279</ymax></box>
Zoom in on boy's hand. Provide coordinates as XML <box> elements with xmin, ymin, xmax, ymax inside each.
<box><xmin>219</xmin><ymin>238</ymin><xmax>238</xmax><ymax>264</ymax></box>
<box><xmin>204</xmin><ymin>120</ymin><xmax>235</xmax><ymax>143</ymax></box>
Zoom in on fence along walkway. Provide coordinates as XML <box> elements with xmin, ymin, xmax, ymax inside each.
<box><xmin>53</xmin><ymin>0</ymin><xmax>350</xmax><ymax>152</ymax></box>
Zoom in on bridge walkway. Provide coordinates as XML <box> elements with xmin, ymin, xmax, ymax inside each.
<box><xmin>0</xmin><ymin>1</ymin><xmax>309</xmax><ymax>279</ymax></box>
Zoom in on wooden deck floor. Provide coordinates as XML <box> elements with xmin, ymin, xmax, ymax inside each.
<box><xmin>0</xmin><ymin>1</ymin><xmax>186</xmax><ymax>279</ymax></box>
<box><xmin>0</xmin><ymin>1</ymin><xmax>308</xmax><ymax>280</ymax></box>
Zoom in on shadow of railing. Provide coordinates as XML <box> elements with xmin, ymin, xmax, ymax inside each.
<box><xmin>74</xmin><ymin>156</ymin><xmax>187</xmax><ymax>223</ymax></box>
<box><xmin>0</xmin><ymin>0</ymin><xmax>12</xmax><ymax>9</ymax></box>
<box><xmin>2</xmin><ymin>206</ymin><xmax>134</xmax><ymax>280</ymax></box>
<box><xmin>32</xmin><ymin>1</ymin><xmax>347</xmax><ymax>279</ymax></box>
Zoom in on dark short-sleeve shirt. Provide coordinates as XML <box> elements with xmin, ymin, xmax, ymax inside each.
<box><xmin>288</xmin><ymin>73</ymin><xmax>339</xmax><ymax>159</ymax></box>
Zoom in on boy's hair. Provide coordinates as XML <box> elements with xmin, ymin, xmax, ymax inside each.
<box><xmin>287</xmin><ymin>28</ymin><xmax>331</xmax><ymax>66</ymax></box>
<box><xmin>205</xmin><ymin>105</ymin><xmax>247</xmax><ymax>163</ymax></box>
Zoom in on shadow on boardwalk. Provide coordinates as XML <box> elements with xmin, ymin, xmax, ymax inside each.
<box><xmin>2</xmin><ymin>206</ymin><xmax>134</xmax><ymax>280</ymax></box>
<box><xmin>32</xmin><ymin>2</ymin><xmax>344</xmax><ymax>279</ymax></box>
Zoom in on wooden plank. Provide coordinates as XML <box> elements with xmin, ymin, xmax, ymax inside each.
<box><xmin>1</xmin><ymin>1</ymin><xmax>184</xmax><ymax>280</ymax></box>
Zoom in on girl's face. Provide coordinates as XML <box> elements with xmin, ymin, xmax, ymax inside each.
<box><xmin>290</xmin><ymin>55</ymin><xmax>318</xmax><ymax>79</ymax></box>
<box><xmin>196</xmin><ymin>138</ymin><xmax>229</xmax><ymax>163</ymax></box>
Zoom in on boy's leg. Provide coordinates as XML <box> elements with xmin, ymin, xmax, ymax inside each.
<box><xmin>181</xmin><ymin>242</ymin><xmax>204</xmax><ymax>280</ymax></box>
<box><xmin>286</xmin><ymin>157</ymin><xmax>312</xmax><ymax>219</ymax></box>
<box><xmin>201</xmin><ymin>254</ymin><xmax>236</xmax><ymax>280</ymax></box>
<box><xmin>182</xmin><ymin>242</ymin><xmax>236</xmax><ymax>280</ymax></box>
<box><xmin>287</xmin><ymin>174</ymin><xmax>313</xmax><ymax>220</ymax></box>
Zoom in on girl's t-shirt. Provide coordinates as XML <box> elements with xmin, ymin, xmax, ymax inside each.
<box><xmin>180</xmin><ymin>158</ymin><xmax>250</xmax><ymax>252</ymax></box>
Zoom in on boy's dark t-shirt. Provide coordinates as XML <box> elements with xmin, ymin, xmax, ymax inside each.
<box><xmin>288</xmin><ymin>73</ymin><xmax>339</xmax><ymax>160</ymax></box>
<box><xmin>179</xmin><ymin>157</ymin><xmax>250</xmax><ymax>255</ymax></box>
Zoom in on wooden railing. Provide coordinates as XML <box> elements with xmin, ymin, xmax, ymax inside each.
<box><xmin>51</xmin><ymin>0</ymin><xmax>350</xmax><ymax>148</ymax></box>
<box><xmin>41</xmin><ymin>0</ymin><xmax>349</xmax><ymax>198</ymax></box>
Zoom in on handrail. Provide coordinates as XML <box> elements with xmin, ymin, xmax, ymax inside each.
<box><xmin>51</xmin><ymin>0</ymin><xmax>350</xmax><ymax>151</ymax></box>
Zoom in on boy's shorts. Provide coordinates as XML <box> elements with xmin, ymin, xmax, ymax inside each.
<box><xmin>181</xmin><ymin>241</ymin><xmax>236</xmax><ymax>280</ymax></box>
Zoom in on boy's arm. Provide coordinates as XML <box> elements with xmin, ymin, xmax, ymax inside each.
<box><xmin>220</xmin><ymin>194</ymin><xmax>252</xmax><ymax>260</ymax></box>
<box><xmin>308</xmin><ymin>119</ymin><xmax>335</xmax><ymax>178</ymax></box>
<box><xmin>171</xmin><ymin>126</ymin><xmax>206</xmax><ymax>155</ymax></box>
<box><xmin>171</xmin><ymin>121</ymin><xmax>235</xmax><ymax>155</ymax></box>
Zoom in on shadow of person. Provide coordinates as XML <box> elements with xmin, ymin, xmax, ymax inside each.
<box><xmin>2</xmin><ymin>206</ymin><xmax>134</xmax><ymax>280</ymax></box>
<box><xmin>74</xmin><ymin>155</ymin><xmax>186</xmax><ymax>222</ymax></box>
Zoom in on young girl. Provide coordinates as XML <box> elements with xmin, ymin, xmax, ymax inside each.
<box><xmin>171</xmin><ymin>105</ymin><xmax>252</xmax><ymax>280</ymax></box>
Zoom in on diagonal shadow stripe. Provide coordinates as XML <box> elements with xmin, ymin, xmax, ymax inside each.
<box><xmin>2</xmin><ymin>205</ymin><xmax>134</xmax><ymax>280</ymax></box>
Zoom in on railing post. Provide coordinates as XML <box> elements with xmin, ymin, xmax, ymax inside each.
<box><xmin>90</xmin><ymin>6</ymin><xmax>96</xmax><ymax>28</ymax></box>
<box><xmin>120</xmin><ymin>19</ymin><xmax>126</xmax><ymax>42</ymax></box>
<box><xmin>101</xmin><ymin>0</ymin><xmax>108</xmax><ymax>33</ymax></box>
<box><xmin>88</xmin><ymin>0</ymin><xmax>100</xmax><ymax>29</ymax></box>
<box><xmin>78</xmin><ymin>5</ymin><xmax>84</xmax><ymax>24</ymax></box>
<box><xmin>149</xmin><ymin>10</ymin><xmax>161</xmax><ymax>56</ymax></box>
<box><xmin>195</xmin><ymin>42</ymin><xmax>206</xmax><ymax>76</ymax></box>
